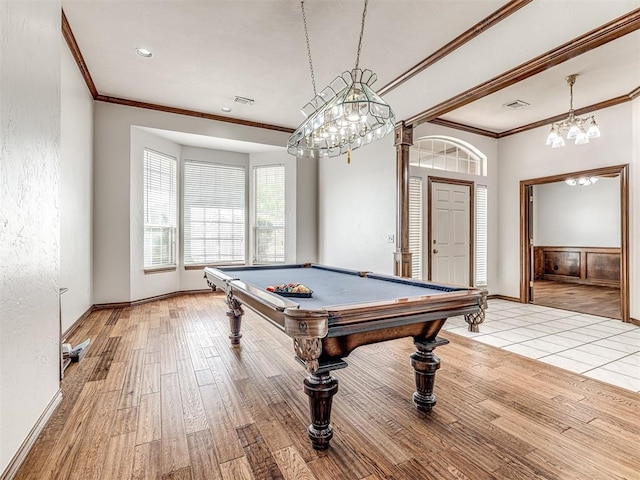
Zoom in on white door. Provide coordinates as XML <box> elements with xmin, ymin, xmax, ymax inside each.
<box><xmin>430</xmin><ymin>181</ymin><xmax>470</xmax><ymax>286</ymax></box>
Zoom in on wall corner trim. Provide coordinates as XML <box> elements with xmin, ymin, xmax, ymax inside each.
<box><xmin>1</xmin><ymin>389</ymin><xmax>63</xmax><ymax>480</ymax></box>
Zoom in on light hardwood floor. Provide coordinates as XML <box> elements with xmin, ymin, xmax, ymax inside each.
<box><xmin>15</xmin><ymin>293</ymin><xmax>640</xmax><ymax>479</ymax></box>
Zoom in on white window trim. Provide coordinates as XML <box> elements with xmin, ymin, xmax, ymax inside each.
<box><xmin>143</xmin><ymin>148</ymin><xmax>177</xmax><ymax>271</ymax></box>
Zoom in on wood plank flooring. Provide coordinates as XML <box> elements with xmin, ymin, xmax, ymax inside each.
<box><xmin>15</xmin><ymin>293</ymin><xmax>640</xmax><ymax>479</ymax></box>
<box><xmin>533</xmin><ymin>279</ymin><xmax>621</xmax><ymax>319</ymax></box>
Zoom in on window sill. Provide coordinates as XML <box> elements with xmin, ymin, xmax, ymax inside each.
<box><xmin>184</xmin><ymin>263</ymin><xmax>245</xmax><ymax>271</ymax></box>
<box><xmin>144</xmin><ymin>266</ymin><xmax>177</xmax><ymax>274</ymax></box>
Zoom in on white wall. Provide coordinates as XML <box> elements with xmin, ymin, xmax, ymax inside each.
<box><xmin>60</xmin><ymin>41</ymin><xmax>94</xmax><ymax>332</ymax></box>
<box><xmin>0</xmin><ymin>1</ymin><xmax>61</xmax><ymax>473</ymax></box>
<box><xmin>497</xmin><ymin>102</ymin><xmax>637</xmax><ymax>318</ymax></box>
<box><xmin>130</xmin><ymin>128</ymin><xmax>183</xmax><ymax>300</ymax></box>
<box><xmin>294</xmin><ymin>156</ymin><xmax>318</xmax><ymax>263</ymax></box>
<box><xmin>533</xmin><ymin>178</ymin><xmax>620</xmax><ymax>247</ymax></box>
<box><xmin>318</xmin><ymin>134</ymin><xmax>397</xmax><ymax>274</ymax></box>
<box><xmin>94</xmin><ymin>102</ymin><xmax>292</xmax><ymax>303</ymax></box>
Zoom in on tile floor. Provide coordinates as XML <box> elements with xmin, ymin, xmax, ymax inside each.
<box><xmin>443</xmin><ymin>299</ymin><xmax>640</xmax><ymax>392</ymax></box>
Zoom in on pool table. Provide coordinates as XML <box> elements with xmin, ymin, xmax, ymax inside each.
<box><xmin>204</xmin><ymin>263</ymin><xmax>486</xmax><ymax>450</ymax></box>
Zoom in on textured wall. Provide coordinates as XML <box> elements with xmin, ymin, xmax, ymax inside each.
<box><xmin>0</xmin><ymin>0</ymin><xmax>61</xmax><ymax>472</ymax></box>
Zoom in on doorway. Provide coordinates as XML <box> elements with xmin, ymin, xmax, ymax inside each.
<box><xmin>520</xmin><ymin>164</ymin><xmax>629</xmax><ymax>322</ymax></box>
<box><xmin>428</xmin><ymin>177</ymin><xmax>474</xmax><ymax>286</ymax></box>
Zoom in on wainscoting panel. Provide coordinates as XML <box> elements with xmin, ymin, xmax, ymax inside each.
<box><xmin>533</xmin><ymin>246</ymin><xmax>620</xmax><ymax>288</ymax></box>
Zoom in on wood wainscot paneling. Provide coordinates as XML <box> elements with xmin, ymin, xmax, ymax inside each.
<box><xmin>537</xmin><ymin>246</ymin><xmax>621</xmax><ymax>288</ymax></box>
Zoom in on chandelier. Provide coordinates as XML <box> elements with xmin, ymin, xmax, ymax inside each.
<box><xmin>545</xmin><ymin>74</ymin><xmax>601</xmax><ymax>148</ymax></box>
<box><xmin>565</xmin><ymin>176</ymin><xmax>598</xmax><ymax>187</ymax></box>
<box><xmin>287</xmin><ymin>0</ymin><xmax>395</xmax><ymax>161</ymax></box>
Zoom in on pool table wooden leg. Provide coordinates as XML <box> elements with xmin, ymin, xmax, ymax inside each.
<box><xmin>225</xmin><ymin>292</ymin><xmax>244</xmax><ymax>346</ymax></box>
<box><xmin>303</xmin><ymin>371</ymin><xmax>339</xmax><ymax>451</ymax></box>
<box><xmin>410</xmin><ymin>337</ymin><xmax>450</xmax><ymax>411</ymax></box>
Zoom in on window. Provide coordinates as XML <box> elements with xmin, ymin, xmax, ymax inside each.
<box><xmin>254</xmin><ymin>165</ymin><xmax>285</xmax><ymax>263</ymax></box>
<box><xmin>475</xmin><ymin>185</ymin><xmax>488</xmax><ymax>286</ymax></box>
<box><xmin>143</xmin><ymin>149</ymin><xmax>177</xmax><ymax>269</ymax></box>
<box><xmin>410</xmin><ymin>136</ymin><xmax>486</xmax><ymax>176</ymax></box>
<box><xmin>408</xmin><ymin>177</ymin><xmax>422</xmax><ymax>279</ymax></box>
<box><xmin>183</xmin><ymin>161</ymin><xmax>246</xmax><ymax>265</ymax></box>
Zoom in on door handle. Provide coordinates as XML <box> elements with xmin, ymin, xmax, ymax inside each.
<box><xmin>433</xmin><ymin>249</ymin><xmax>438</xmax><ymax>254</ymax></box>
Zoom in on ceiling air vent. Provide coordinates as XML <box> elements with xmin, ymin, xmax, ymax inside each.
<box><xmin>503</xmin><ymin>100</ymin><xmax>530</xmax><ymax>110</ymax></box>
<box><xmin>234</xmin><ymin>96</ymin><xmax>254</xmax><ymax>106</ymax></box>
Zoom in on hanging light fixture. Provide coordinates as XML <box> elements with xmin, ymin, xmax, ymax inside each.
<box><xmin>545</xmin><ymin>74</ymin><xmax>601</xmax><ymax>148</ymax></box>
<box><xmin>565</xmin><ymin>176</ymin><xmax>599</xmax><ymax>187</ymax></box>
<box><xmin>287</xmin><ymin>0</ymin><xmax>395</xmax><ymax>162</ymax></box>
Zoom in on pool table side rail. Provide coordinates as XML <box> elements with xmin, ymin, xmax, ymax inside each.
<box><xmin>364</xmin><ymin>272</ymin><xmax>473</xmax><ymax>292</ymax></box>
<box><xmin>218</xmin><ymin>263</ymin><xmax>369</xmax><ymax>278</ymax></box>
<box><xmin>205</xmin><ymin>267</ymin><xmax>329</xmax><ymax>337</ymax></box>
<box><xmin>290</xmin><ymin>289</ymin><xmax>483</xmax><ymax>327</ymax></box>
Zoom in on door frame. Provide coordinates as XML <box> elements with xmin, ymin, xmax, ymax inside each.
<box><xmin>519</xmin><ymin>164</ymin><xmax>629</xmax><ymax>322</ymax></box>
<box><xmin>427</xmin><ymin>176</ymin><xmax>475</xmax><ymax>286</ymax></box>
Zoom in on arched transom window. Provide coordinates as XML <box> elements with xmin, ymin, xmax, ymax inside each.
<box><xmin>410</xmin><ymin>135</ymin><xmax>486</xmax><ymax>176</ymax></box>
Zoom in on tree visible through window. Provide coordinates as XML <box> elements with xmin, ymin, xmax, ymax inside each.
<box><xmin>254</xmin><ymin>165</ymin><xmax>285</xmax><ymax>263</ymax></box>
<box><xmin>143</xmin><ymin>149</ymin><xmax>177</xmax><ymax>269</ymax></box>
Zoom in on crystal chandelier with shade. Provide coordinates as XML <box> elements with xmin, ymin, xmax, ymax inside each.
<box><xmin>287</xmin><ymin>69</ymin><xmax>395</xmax><ymax>159</ymax></box>
<box><xmin>287</xmin><ymin>0</ymin><xmax>395</xmax><ymax>161</ymax></box>
<box><xmin>545</xmin><ymin>74</ymin><xmax>601</xmax><ymax>148</ymax></box>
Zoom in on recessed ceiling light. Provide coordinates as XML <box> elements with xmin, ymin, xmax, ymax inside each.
<box><xmin>136</xmin><ymin>48</ymin><xmax>153</xmax><ymax>58</ymax></box>
<box><xmin>221</xmin><ymin>107</ymin><xmax>232</xmax><ymax>113</ymax></box>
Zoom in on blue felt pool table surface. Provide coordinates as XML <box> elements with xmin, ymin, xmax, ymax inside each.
<box><xmin>218</xmin><ymin>264</ymin><xmax>463</xmax><ymax>310</ymax></box>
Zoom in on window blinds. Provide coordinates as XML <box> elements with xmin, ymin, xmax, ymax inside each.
<box><xmin>183</xmin><ymin>161</ymin><xmax>246</xmax><ymax>265</ymax></box>
<box><xmin>253</xmin><ymin>165</ymin><xmax>285</xmax><ymax>263</ymax></box>
<box><xmin>408</xmin><ymin>176</ymin><xmax>423</xmax><ymax>279</ymax></box>
<box><xmin>143</xmin><ymin>149</ymin><xmax>177</xmax><ymax>268</ymax></box>
<box><xmin>475</xmin><ymin>185</ymin><xmax>488</xmax><ymax>286</ymax></box>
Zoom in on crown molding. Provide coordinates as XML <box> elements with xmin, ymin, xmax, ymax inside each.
<box><xmin>498</xmin><ymin>93</ymin><xmax>632</xmax><ymax>138</ymax></box>
<box><xmin>61</xmin><ymin>9</ymin><xmax>98</xmax><ymax>99</ymax></box>
<box><xmin>94</xmin><ymin>95</ymin><xmax>294</xmax><ymax>134</ymax></box>
<box><xmin>430</xmin><ymin>88</ymin><xmax>636</xmax><ymax>140</ymax></box>
<box><xmin>62</xmin><ymin>10</ymin><xmax>294</xmax><ymax>135</ymax></box>
<box><xmin>62</xmin><ymin>6</ymin><xmax>639</xmax><ymax>139</ymax></box>
<box><xmin>406</xmin><ymin>9</ymin><xmax>640</xmax><ymax>126</ymax></box>
<box><xmin>428</xmin><ymin>118</ymin><xmax>499</xmax><ymax>138</ymax></box>
<box><xmin>378</xmin><ymin>0</ymin><xmax>533</xmax><ymax>96</ymax></box>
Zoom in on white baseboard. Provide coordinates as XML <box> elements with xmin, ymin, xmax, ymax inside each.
<box><xmin>1</xmin><ymin>389</ymin><xmax>63</xmax><ymax>480</ymax></box>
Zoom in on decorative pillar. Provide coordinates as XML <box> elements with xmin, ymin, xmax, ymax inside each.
<box><xmin>394</xmin><ymin>122</ymin><xmax>413</xmax><ymax>277</ymax></box>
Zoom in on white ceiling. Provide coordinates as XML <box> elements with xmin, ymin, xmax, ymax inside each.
<box><xmin>62</xmin><ymin>0</ymin><xmax>640</xmax><ymax>149</ymax></box>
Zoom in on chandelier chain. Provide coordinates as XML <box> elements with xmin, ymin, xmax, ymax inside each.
<box><xmin>300</xmin><ymin>1</ymin><xmax>317</xmax><ymax>96</ymax></box>
<box><xmin>354</xmin><ymin>0</ymin><xmax>369</xmax><ymax>71</ymax></box>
